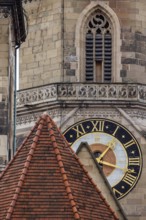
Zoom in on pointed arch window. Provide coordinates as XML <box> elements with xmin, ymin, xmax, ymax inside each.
<box><xmin>85</xmin><ymin>10</ymin><xmax>112</xmax><ymax>82</ymax></box>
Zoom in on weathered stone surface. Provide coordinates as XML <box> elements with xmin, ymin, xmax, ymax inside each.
<box><xmin>0</xmin><ymin>16</ymin><xmax>15</xmax><ymax>168</ymax></box>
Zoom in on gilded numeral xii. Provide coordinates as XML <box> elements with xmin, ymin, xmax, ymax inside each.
<box><xmin>91</xmin><ymin>120</ymin><xmax>104</xmax><ymax>132</ymax></box>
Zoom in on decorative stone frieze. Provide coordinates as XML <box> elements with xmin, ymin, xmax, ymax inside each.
<box><xmin>17</xmin><ymin>83</ymin><xmax>146</xmax><ymax>107</ymax></box>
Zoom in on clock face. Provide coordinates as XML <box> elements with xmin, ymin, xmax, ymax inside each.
<box><xmin>63</xmin><ymin>118</ymin><xmax>142</xmax><ymax>199</ymax></box>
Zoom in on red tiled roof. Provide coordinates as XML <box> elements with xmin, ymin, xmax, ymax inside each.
<box><xmin>0</xmin><ymin>114</ymin><xmax>119</xmax><ymax>219</ymax></box>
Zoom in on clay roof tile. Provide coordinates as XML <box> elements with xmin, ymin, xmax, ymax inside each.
<box><xmin>0</xmin><ymin>113</ymin><xmax>119</xmax><ymax>219</ymax></box>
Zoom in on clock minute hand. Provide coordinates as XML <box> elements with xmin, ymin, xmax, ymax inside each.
<box><xmin>96</xmin><ymin>138</ymin><xmax>116</xmax><ymax>162</ymax></box>
<box><xmin>97</xmin><ymin>160</ymin><xmax>135</xmax><ymax>173</ymax></box>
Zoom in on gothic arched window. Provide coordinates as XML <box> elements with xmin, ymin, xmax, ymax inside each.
<box><xmin>75</xmin><ymin>2</ymin><xmax>121</xmax><ymax>83</ymax></box>
<box><xmin>86</xmin><ymin>10</ymin><xmax>112</xmax><ymax>82</ymax></box>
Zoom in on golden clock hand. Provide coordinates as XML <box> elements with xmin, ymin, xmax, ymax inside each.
<box><xmin>96</xmin><ymin>138</ymin><xmax>116</xmax><ymax>162</ymax></box>
<box><xmin>97</xmin><ymin>160</ymin><xmax>135</xmax><ymax>173</ymax></box>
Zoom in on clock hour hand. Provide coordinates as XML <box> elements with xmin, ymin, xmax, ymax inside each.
<box><xmin>97</xmin><ymin>160</ymin><xmax>135</xmax><ymax>173</ymax></box>
<box><xmin>96</xmin><ymin>138</ymin><xmax>116</xmax><ymax>162</ymax></box>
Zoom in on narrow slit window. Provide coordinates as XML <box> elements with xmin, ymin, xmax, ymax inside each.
<box><xmin>96</xmin><ymin>61</ymin><xmax>102</xmax><ymax>82</ymax></box>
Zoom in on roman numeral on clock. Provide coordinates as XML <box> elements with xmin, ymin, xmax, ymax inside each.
<box><xmin>113</xmin><ymin>188</ymin><xmax>123</xmax><ymax>197</ymax></box>
<box><xmin>122</xmin><ymin>173</ymin><xmax>137</xmax><ymax>186</ymax></box>
<box><xmin>129</xmin><ymin>157</ymin><xmax>140</xmax><ymax>166</ymax></box>
<box><xmin>91</xmin><ymin>120</ymin><xmax>105</xmax><ymax>132</ymax></box>
<box><xmin>112</xmin><ymin>126</ymin><xmax>119</xmax><ymax>136</ymax></box>
<box><xmin>72</xmin><ymin>124</ymin><xmax>86</xmax><ymax>138</ymax></box>
<box><xmin>124</xmin><ymin>139</ymin><xmax>135</xmax><ymax>149</ymax></box>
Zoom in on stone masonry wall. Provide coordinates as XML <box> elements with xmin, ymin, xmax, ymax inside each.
<box><xmin>63</xmin><ymin>0</ymin><xmax>89</xmax><ymax>82</ymax></box>
<box><xmin>107</xmin><ymin>0</ymin><xmax>146</xmax><ymax>83</ymax></box>
<box><xmin>20</xmin><ymin>0</ymin><xmax>91</xmax><ymax>89</ymax></box>
<box><xmin>20</xmin><ymin>0</ymin><xmax>63</xmax><ymax>89</ymax></box>
<box><xmin>20</xmin><ymin>0</ymin><xmax>146</xmax><ymax>88</ymax></box>
<box><xmin>0</xmin><ymin>17</ymin><xmax>9</xmax><ymax>168</ymax></box>
<box><xmin>0</xmin><ymin>17</ymin><xmax>15</xmax><ymax>169</ymax></box>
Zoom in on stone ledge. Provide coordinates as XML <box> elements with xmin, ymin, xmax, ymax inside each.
<box><xmin>17</xmin><ymin>82</ymin><xmax>146</xmax><ymax>107</ymax></box>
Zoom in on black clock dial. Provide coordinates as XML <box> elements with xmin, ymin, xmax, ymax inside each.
<box><xmin>63</xmin><ymin>118</ymin><xmax>143</xmax><ymax>199</ymax></box>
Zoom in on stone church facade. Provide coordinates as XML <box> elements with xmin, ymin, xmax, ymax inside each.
<box><xmin>0</xmin><ymin>0</ymin><xmax>146</xmax><ymax>219</ymax></box>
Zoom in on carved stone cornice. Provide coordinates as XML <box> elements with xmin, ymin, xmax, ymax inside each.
<box><xmin>17</xmin><ymin>83</ymin><xmax>146</xmax><ymax>108</ymax></box>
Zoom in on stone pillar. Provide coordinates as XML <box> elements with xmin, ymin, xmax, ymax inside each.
<box><xmin>0</xmin><ymin>14</ymin><xmax>15</xmax><ymax>169</ymax></box>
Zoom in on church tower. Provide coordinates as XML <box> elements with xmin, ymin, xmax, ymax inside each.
<box><xmin>17</xmin><ymin>0</ymin><xmax>146</xmax><ymax>219</ymax></box>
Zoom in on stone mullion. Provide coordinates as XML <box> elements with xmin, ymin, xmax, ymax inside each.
<box><xmin>93</xmin><ymin>29</ymin><xmax>96</xmax><ymax>82</ymax></box>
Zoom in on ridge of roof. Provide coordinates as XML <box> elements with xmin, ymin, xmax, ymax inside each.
<box><xmin>76</xmin><ymin>142</ymin><xmax>128</xmax><ymax>220</ymax></box>
<box><xmin>47</xmin><ymin>116</ymin><xmax>80</xmax><ymax>219</ymax></box>
<box><xmin>6</xmin><ymin>118</ymin><xmax>44</xmax><ymax>220</ymax></box>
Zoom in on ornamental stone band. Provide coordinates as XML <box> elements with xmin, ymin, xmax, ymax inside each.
<box><xmin>17</xmin><ymin>83</ymin><xmax>146</xmax><ymax>107</ymax></box>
